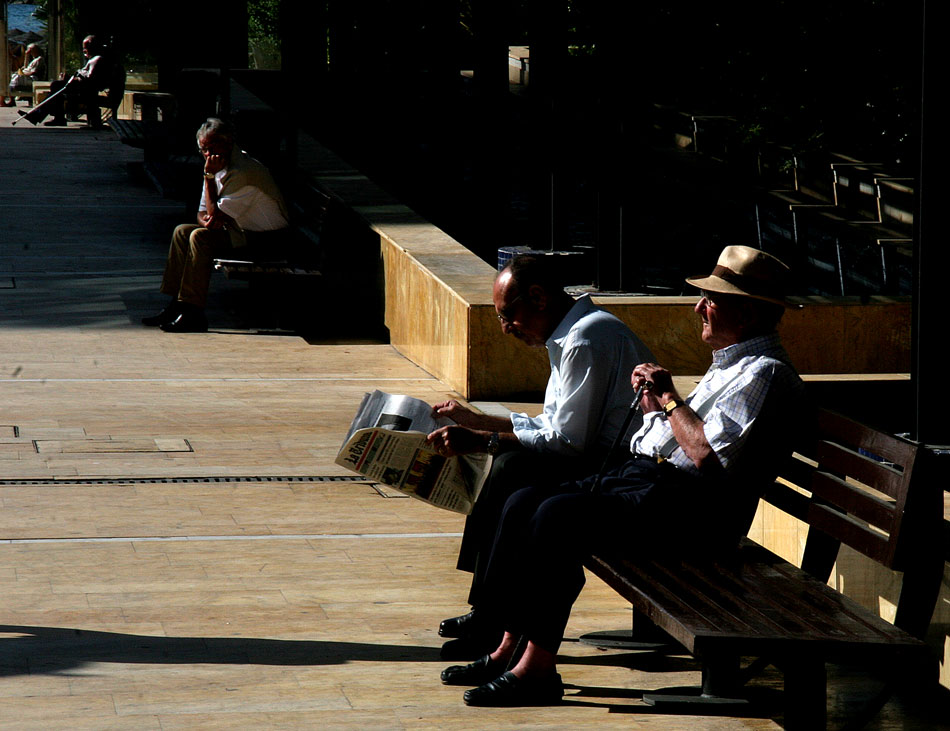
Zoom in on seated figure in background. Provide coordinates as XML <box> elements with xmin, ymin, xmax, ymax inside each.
<box><xmin>19</xmin><ymin>35</ymin><xmax>115</xmax><ymax>127</ymax></box>
<box><xmin>142</xmin><ymin>118</ymin><xmax>290</xmax><ymax>333</ymax></box>
<box><xmin>3</xmin><ymin>43</ymin><xmax>45</xmax><ymax>107</ymax></box>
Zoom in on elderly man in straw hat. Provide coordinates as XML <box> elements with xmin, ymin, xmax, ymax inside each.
<box><xmin>440</xmin><ymin>245</ymin><xmax>807</xmax><ymax>707</ymax></box>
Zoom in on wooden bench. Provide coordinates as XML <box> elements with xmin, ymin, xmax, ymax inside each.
<box><xmin>211</xmin><ymin>176</ymin><xmax>330</xmax><ymax>331</ymax></box>
<box><xmin>109</xmin><ymin>118</ymin><xmax>169</xmax><ymax>149</ymax></box>
<box><xmin>585</xmin><ymin>408</ymin><xmax>943</xmax><ymax>729</ymax></box>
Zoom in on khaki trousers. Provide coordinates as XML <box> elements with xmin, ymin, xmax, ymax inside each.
<box><xmin>159</xmin><ymin>224</ymin><xmax>232</xmax><ymax>307</ymax></box>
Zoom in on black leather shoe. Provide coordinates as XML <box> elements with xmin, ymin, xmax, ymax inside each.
<box><xmin>439</xmin><ymin>610</ymin><xmax>480</xmax><ymax>638</ymax></box>
<box><xmin>43</xmin><ymin>117</ymin><xmax>67</xmax><ymax>126</ymax></box>
<box><xmin>160</xmin><ymin>311</ymin><xmax>208</xmax><ymax>333</ymax></box>
<box><xmin>440</xmin><ymin>631</ymin><xmax>503</xmax><ymax>661</ymax></box>
<box><xmin>441</xmin><ymin>654</ymin><xmax>503</xmax><ymax>686</ymax></box>
<box><xmin>142</xmin><ymin>305</ymin><xmax>181</xmax><ymax>327</ymax></box>
<box><xmin>463</xmin><ymin>671</ymin><xmax>563</xmax><ymax>707</ymax></box>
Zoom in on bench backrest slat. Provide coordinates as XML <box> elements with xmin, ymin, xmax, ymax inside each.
<box><xmin>815</xmin><ymin>440</ymin><xmax>907</xmax><ymax>501</ymax></box>
<box><xmin>818</xmin><ymin>409</ymin><xmax>918</xmax><ymax>466</ymax></box>
<box><xmin>767</xmin><ymin>409</ymin><xmax>920</xmax><ymax>572</ymax></box>
<box><xmin>810</xmin><ymin>470</ymin><xmax>897</xmax><ymax>528</ymax></box>
<box><xmin>806</xmin><ymin>503</ymin><xmax>891</xmax><ymax>565</ymax></box>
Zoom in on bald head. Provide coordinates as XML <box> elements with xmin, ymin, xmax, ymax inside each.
<box><xmin>492</xmin><ymin>256</ymin><xmax>574</xmax><ymax>347</ymax></box>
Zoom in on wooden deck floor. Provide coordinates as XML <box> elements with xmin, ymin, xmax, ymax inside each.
<box><xmin>1</xmin><ymin>107</ymin><xmax>946</xmax><ymax>729</ymax></box>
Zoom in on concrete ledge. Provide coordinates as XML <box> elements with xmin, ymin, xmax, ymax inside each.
<box><xmin>381</xmin><ymin>235</ymin><xmax>911</xmax><ymax>399</ymax></box>
<box><xmin>298</xmin><ymin>133</ymin><xmax>911</xmax><ymax>400</ymax></box>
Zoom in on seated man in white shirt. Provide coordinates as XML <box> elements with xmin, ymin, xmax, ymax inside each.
<box><xmin>142</xmin><ymin>118</ymin><xmax>290</xmax><ymax>333</ymax></box>
<box><xmin>426</xmin><ymin>254</ymin><xmax>654</xmax><ymax>659</ymax></box>
<box><xmin>439</xmin><ymin>245</ymin><xmax>807</xmax><ymax>707</ymax></box>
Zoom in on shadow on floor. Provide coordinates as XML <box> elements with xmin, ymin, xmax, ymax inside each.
<box><xmin>0</xmin><ymin>624</ymin><xmax>440</xmax><ymax>676</ymax></box>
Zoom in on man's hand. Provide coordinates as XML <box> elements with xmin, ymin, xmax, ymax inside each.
<box><xmin>432</xmin><ymin>399</ymin><xmax>515</xmax><ymax>433</ymax></box>
<box><xmin>426</xmin><ymin>425</ymin><xmax>488</xmax><ymax>457</ymax></box>
<box><xmin>432</xmin><ymin>400</ymin><xmax>478</xmax><ymax>427</ymax></box>
<box><xmin>632</xmin><ymin>362</ymin><xmax>721</xmax><ymax>472</ymax></box>
<box><xmin>201</xmin><ymin>208</ymin><xmax>232</xmax><ymax>230</ymax></box>
<box><xmin>632</xmin><ymin>362</ymin><xmax>677</xmax><ymax>413</ymax></box>
<box><xmin>204</xmin><ymin>153</ymin><xmax>227</xmax><ymax>177</ymax></box>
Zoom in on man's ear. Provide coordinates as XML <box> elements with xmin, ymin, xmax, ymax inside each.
<box><xmin>526</xmin><ymin>283</ymin><xmax>547</xmax><ymax>310</ymax></box>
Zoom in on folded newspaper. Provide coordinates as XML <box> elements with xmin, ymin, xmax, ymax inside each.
<box><xmin>336</xmin><ymin>390</ymin><xmax>492</xmax><ymax>515</ymax></box>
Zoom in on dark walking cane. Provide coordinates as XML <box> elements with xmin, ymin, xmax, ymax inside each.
<box><xmin>591</xmin><ymin>380</ymin><xmax>652</xmax><ymax>493</ymax></box>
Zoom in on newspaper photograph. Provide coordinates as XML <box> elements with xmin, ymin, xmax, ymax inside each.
<box><xmin>336</xmin><ymin>391</ymin><xmax>491</xmax><ymax>515</ymax></box>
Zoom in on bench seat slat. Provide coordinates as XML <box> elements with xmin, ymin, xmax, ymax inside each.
<box><xmin>586</xmin><ymin>556</ymin><xmax>719</xmax><ymax>652</ymax></box>
<box><xmin>588</xmin><ymin>537</ymin><xmax>924</xmax><ymax>661</ymax></box>
<box><xmin>736</xmin><ymin>547</ymin><xmax>910</xmax><ymax>644</ymax></box>
<box><xmin>632</xmin><ymin>558</ymin><xmax>791</xmax><ymax>637</ymax></box>
<box><xmin>677</xmin><ymin>554</ymin><xmax>864</xmax><ymax>640</ymax></box>
<box><xmin>212</xmin><ymin>259</ymin><xmax>322</xmax><ymax>279</ymax></box>
<box><xmin>654</xmin><ymin>557</ymin><xmax>824</xmax><ymax>637</ymax></box>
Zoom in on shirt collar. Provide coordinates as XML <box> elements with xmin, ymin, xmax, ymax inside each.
<box><xmin>711</xmin><ymin>332</ymin><xmax>784</xmax><ymax>368</ymax></box>
<box><xmin>547</xmin><ymin>294</ymin><xmax>598</xmax><ymax>349</ymax></box>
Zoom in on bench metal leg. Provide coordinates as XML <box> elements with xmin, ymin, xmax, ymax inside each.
<box><xmin>783</xmin><ymin>656</ymin><xmax>826</xmax><ymax>729</ymax></box>
<box><xmin>702</xmin><ymin>654</ymin><xmax>741</xmax><ymax>697</ymax></box>
<box><xmin>642</xmin><ymin>654</ymin><xmax>755</xmax><ymax>714</ymax></box>
<box><xmin>578</xmin><ymin>608</ymin><xmax>677</xmax><ymax>650</ymax></box>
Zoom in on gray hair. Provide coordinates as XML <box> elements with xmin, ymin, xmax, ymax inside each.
<box><xmin>196</xmin><ymin>117</ymin><xmax>235</xmax><ymax>144</ymax></box>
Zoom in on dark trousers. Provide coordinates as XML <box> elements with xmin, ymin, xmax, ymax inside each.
<box><xmin>476</xmin><ymin>457</ymin><xmax>718</xmax><ymax>654</ymax></box>
<box><xmin>458</xmin><ymin>449</ymin><xmax>603</xmax><ymax>606</ymax></box>
<box><xmin>44</xmin><ymin>78</ymin><xmax>101</xmax><ymax>122</ymax></box>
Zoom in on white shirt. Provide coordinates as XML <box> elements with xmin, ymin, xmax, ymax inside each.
<box><xmin>198</xmin><ymin>149</ymin><xmax>289</xmax><ymax>232</ymax></box>
<box><xmin>207</xmin><ymin>177</ymin><xmax>288</xmax><ymax>232</ymax></box>
<box><xmin>511</xmin><ymin>295</ymin><xmax>655</xmax><ymax>456</ymax></box>
<box><xmin>630</xmin><ymin>333</ymin><xmax>805</xmax><ymax>476</ymax></box>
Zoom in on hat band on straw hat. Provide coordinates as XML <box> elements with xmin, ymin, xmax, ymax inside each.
<box><xmin>710</xmin><ymin>264</ymin><xmax>779</xmax><ymax>301</ymax></box>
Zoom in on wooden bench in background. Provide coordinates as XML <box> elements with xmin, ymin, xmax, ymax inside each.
<box><xmin>212</xmin><ymin>176</ymin><xmax>329</xmax><ymax>332</ymax></box>
<box><xmin>585</xmin><ymin>408</ymin><xmax>944</xmax><ymax>729</ymax></box>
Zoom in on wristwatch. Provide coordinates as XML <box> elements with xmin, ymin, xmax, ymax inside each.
<box><xmin>486</xmin><ymin>432</ymin><xmax>500</xmax><ymax>455</ymax></box>
<box><xmin>203</xmin><ymin>172</ymin><xmax>216</xmax><ymax>180</ymax></box>
<box><xmin>664</xmin><ymin>399</ymin><xmax>685</xmax><ymax>416</ymax></box>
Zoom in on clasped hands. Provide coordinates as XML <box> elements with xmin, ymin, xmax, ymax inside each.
<box><xmin>632</xmin><ymin>362</ymin><xmax>678</xmax><ymax>413</ymax></box>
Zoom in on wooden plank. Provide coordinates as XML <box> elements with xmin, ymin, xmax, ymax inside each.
<box><xmin>809</xmin><ymin>470</ymin><xmax>896</xmax><ymax>529</ymax></box>
<box><xmin>817</xmin><ymin>409</ymin><xmax>918</xmax><ymax>468</ymax></box>
<box><xmin>815</xmin><ymin>439</ymin><xmax>907</xmax><ymax>500</ymax></box>
<box><xmin>807</xmin><ymin>503</ymin><xmax>891</xmax><ymax>564</ymax></box>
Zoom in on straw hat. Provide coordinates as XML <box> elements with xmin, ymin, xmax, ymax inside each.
<box><xmin>686</xmin><ymin>245</ymin><xmax>793</xmax><ymax>308</ymax></box>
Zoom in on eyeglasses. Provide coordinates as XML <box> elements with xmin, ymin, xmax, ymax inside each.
<box><xmin>700</xmin><ymin>290</ymin><xmax>718</xmax><ymax>307</ymax></box>
<box><xmin>496</xmin><ymin>295</ymin><xmax>522</xmax><ymax>325</ymax></box>
<box><xmin>197</xmin><ymin>139</ymin><xmax>229</xmax><ymax>155</ymax></box>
